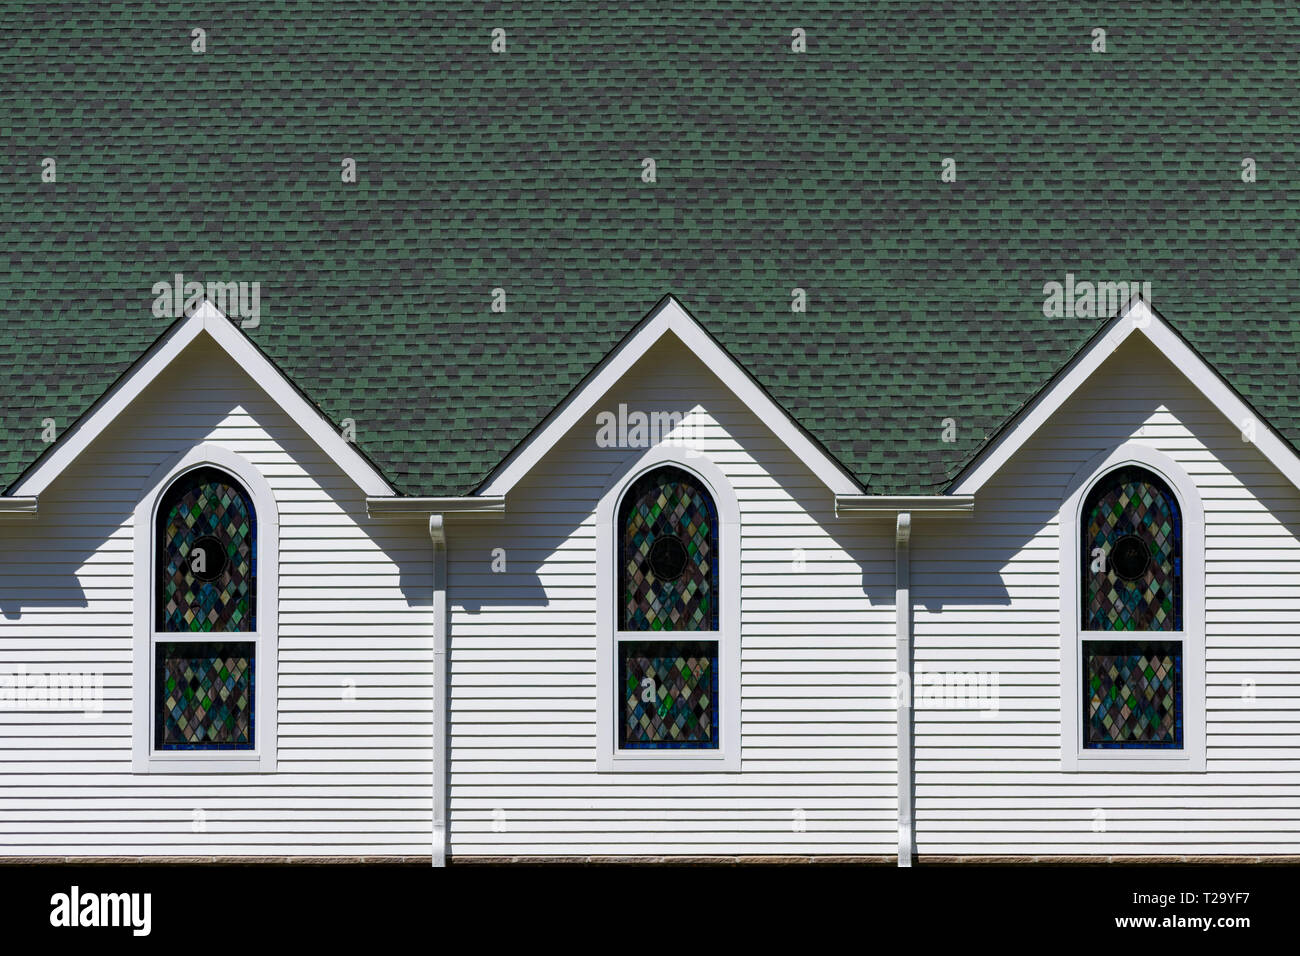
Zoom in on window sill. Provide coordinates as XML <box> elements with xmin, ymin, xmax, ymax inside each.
<box><xmin>597</xmin><ymin>752</ymin><xmax>740</xmax><ymax>773</ymax></box>
<box><xmin>1061</xmin><ymin>752</ymin><xmax>1206</xmax><ymax>773</ymax></box>
<box><xmin>133</xmin><ymin>754</ymin><xmax>275</xmax><ymax>774</ymax></box>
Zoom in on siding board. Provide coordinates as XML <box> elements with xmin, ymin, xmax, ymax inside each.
<box><xmin>913</xmin><ymin>336</ymin><xmax>1300</xmax><ymax>855</ymax></box>
<box><xmin>0</xmin><ymin>338</ymin><xmax>433</xmax><ymax>857</ymax></box>
<box><xmin>447</xmin><ymin>338</ymin><xmax>896</xmax><ymax>856</ymax></box>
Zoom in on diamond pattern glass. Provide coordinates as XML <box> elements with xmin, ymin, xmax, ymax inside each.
<box><xmin>619</xmin><ymin>640</ymin><xmax>718</xmax><ymax>749</ymax></box>
<box><xmin>618</xmin><ymin>466</ymin><xmax>718</xmax><ymax>631</ymax></box>
<box><xmin>155</xmin><ymin>641</ymin><xmax>255</xmax><ymax>750</ymax></box>
<box><xmin>157</xmin><ymin>467</ymin><xmax>256</xmax><ymax>632</ymax></box>
<box><xmin>1084</xmin><ymin>640</ymin><xmax>1182</xmax><ymax>748</ymax></box>
<box><xmin>1082</xmin><ymin>466</ymin><xmax>1182</xmax><ymax>631</ymax></box>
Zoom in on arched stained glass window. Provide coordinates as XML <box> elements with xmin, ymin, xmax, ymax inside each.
<box><xmin>1081</xmin><ymin>465</ymin><xmax>1182</xmax><ymax>632</ymax></box>
<box><xmin>615</xmin><ymin>465</ymin><xmax>721</xmax><ymax>751</ymax></box>
<box><xmin>1080</xmin><ymin>464</ymin><xmax>1185</xmax><ymax>750</ymax></box>
<box><xmin>618</xmin><ymin>465</ymin><xmax>718</xmax><ymax>632</ymax></box>
<box><xmin>156</xmin><ymin>467</ymin><xmax>256</xmax><ymax>632</ymax></box>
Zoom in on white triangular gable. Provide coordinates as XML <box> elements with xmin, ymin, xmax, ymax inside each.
<box><xmin>949</xmin><ymin>299</ymin><xmax>1300</xmax><ymax>494</ymax></box>
<box><xmin>9</xmin><ymin>302</ymin><xmax>393</xmax><ymax>498</ymax></box>
<box><xmin>477</xmin><ymin>296</ymin><xmax>863</xmax><ymax>497</ymax></box>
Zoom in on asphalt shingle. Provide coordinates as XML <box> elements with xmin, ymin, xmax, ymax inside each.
<box><xmin>3</xmin><ymin>3</ymin><xmax>1299</xmax><ymax>495</ymax></box>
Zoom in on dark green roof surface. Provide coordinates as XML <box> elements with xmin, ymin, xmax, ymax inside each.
<box><xmin>3</xmin><ymin>2</ymin><xmax>1300</xmax><ymax>496</ymax></box>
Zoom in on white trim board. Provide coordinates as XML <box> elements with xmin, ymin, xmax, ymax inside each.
<box><xmin>9</xmin><ymin>302</ymin><xmax>394</xmax><ymax>499</ymax></box>
<box><xmin>477</xmin><ymin>295</ymin><xmax>863</xmax><ymax>498</ymax></box>
<box><xmin>949</xmin><ymin>299</ymin><xmax>1300</xmax><ymax>496</ymax></box>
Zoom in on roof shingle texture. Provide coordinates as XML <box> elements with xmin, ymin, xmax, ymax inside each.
<box><xmin>2</xmin><ymin>2</ymin><xmax>1298</xmax><ymax>495</ymax></box>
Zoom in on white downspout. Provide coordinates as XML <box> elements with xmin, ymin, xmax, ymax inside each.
<box><xmin>429</xmin><ymin>515</ymin><xmax>448</xmax><ymax>867</ymax></box>
<box><xmin>896</xmin><ymin>512</ymin><xmax>914</xmax><ymax>867</ymax></box>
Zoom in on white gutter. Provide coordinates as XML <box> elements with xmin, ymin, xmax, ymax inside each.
<box><xmin>429</xmin><ymin>515</ymin><xmax>448</xmax><ymax>867</ymax></box>
<box><xmin>367</xmin><ymin>496</ymin><xmax>504</xmax><ymax>518</ymax></box>
<box><xmin>0</xmin><ymin>497</ymin><xmax>38</xmax><ymax>516</ymax></box>
<box><xmin>835</xmin><ymin>494</ymin><xmax>972</xmax><ymax>516</ymax></box>
<box><xmin>895</xmin><ymin>513</ymin><xmax>914</xmax><ymax>867</ymax></box>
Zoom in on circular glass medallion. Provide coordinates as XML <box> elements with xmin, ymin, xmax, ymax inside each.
<box><xmin>648</xmin><ymin>535</ymin><xmax>689</xmax><ymax>580</ymax></box>
<box><xmin>1110</xmin><ymin>534</ymin><xmax>1150</xmax><ymax>581</ymax></box>
<box><xmin>188</xmin><ymin>534</ymin><xmax>229</xmax><ymax>582</ymax></box>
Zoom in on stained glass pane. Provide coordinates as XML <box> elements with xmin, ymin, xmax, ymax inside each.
<box><xmin>1083</xmin><ymin>640</ymin><xmax>1182</xmax><ymax>748</ymax></box>
<box><xmin>155</xmin><ymin>641</ymin><xmax>255</xmax><ymax>750</ymax></box>
<box><xmin>157</xmin><ymin>467</ymin><xmax>256</xmax><ymax>632</ymax></box>
<box><xmin>619</xmin><ymin>640</ymin><xmax>718</xmax><ymax>749</ymax></box>
<box><xmin>618</xmin><ymin>466</ymin><xmax>718</xmax><ymax>631</ymax></box>
<box><xmin>1082</xmin><ymin>466</ymin><xmax>1182</xmax><ymax>631</ymax></box>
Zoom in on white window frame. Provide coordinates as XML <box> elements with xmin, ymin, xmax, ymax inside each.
<box><xmin>595</xmin><ymin>445</ymin><xmax>741</xmax><ymax>772</ymax></box>
<box><xmin>132</xmin><ymin>443</ymin><xmax>278</xmax><ymax>773</ymax></box>
<box><xmin>1059</xmin><ymin>442</ymin><xmax>1205</xmax><ymax>772</ymax></box>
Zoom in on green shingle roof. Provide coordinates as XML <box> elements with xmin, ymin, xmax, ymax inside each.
<box><xmin>4</xmin><ymin>3</ymin><xmax>1300</xmax><ymax>496</ymax></box>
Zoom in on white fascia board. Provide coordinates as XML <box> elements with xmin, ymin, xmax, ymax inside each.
<box><xmin>9</xmin><ymin>310</ymin><xmax>206</xmax><ymax>498</ymax></box>
<box><xmin>948</xmin><ymin>299</ymin><xmax>1300</xmax><ymax>495</ymax></box>
<box><xmin>9</xmin><ymin>302</ymin><xmax>394</xmax><ymax>499</ymax></box>
<box><xmin>478</xmin><ymin>296</ymin><xmax>863</xmax><ymax>497</ymax></box>
<box><xmin>836</xmin><ymin>495</ymin><xmax>974</xmax><ymax>515</ymax></box>
<box><xmin>1141</xmin><ymin>316</ymin><xmax>1300</xmax><ymax>490</ymax></box>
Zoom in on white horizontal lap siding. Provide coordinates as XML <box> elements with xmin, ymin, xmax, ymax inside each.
<box><xmin>0</xmin><ymin>339</ymin><xmax>432</xmax><ymax>857</ymax></box>
<box><xmin>913</xmin><ymin>335</ymin><xmax>1300</xmax><ymax>855</ymax></box>
<box><xmin>448</xmin><ymin>339</ymin><xmax>896</xmax><ymax>856</ymax></box>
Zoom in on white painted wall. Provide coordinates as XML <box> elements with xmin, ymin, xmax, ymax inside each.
<box><xmin>7</xmin><ymin>322</ymin><xmax>1293</xmax><ymax>859</ymax></box>
<box><xmin>913</xmin><ymin>335</ymin><xmax>1300</xmax><ymax>855</ymax></box>
<box><xmin>446</xmin><ymin>337</ymin><xmax>898</xmax><ymax>856</ymax></box>
<box><xmin>0</xmin><ymin>337</ymin><xmax>433</xmax><ymax>856</ymax></box>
